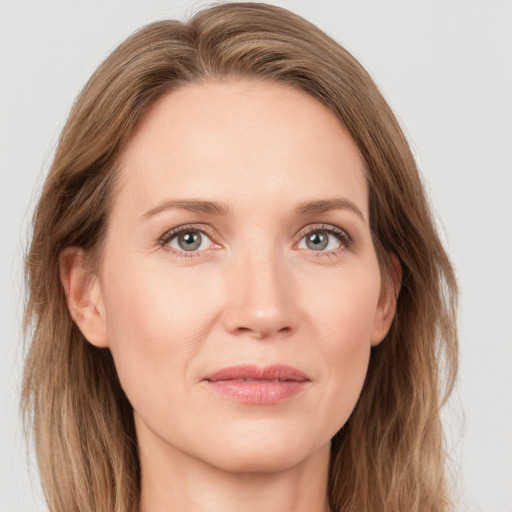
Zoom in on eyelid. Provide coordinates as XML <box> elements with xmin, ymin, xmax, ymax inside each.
<box><xmin>158</xmin><ymin>224</ymin><xmax>221</xmax><ymax>257</ymax></box>
<box><xmin>294</xmin><ymin>223</ymin><xmax>354</xmax><ymax>252</ymax></box>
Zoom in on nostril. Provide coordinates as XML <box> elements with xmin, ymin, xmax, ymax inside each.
<box><xmin>234</xmin><ymin>324</ymin><xmax>293</xmax><ymax>340</ymax></box>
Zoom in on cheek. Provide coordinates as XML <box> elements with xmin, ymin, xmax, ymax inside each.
<box><xmin>307</xmin><ymin>260</ymin><xmax>381</xmax><ymax>349</ymax></box>
<box><xmin>100</xmin><ymin>257</ymin><xmax>223</xmax><ymax>405</ymax></box>
<box><xmin>304</xmin><ymin>264</ymin><xmax>381</xmax><ymax>432</ymax></box>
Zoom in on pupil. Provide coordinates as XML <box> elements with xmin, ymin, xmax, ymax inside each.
<box><xmin>178</xmin><ymin>232</ymin><xmax>201</xmax><ymax>251</ymax></box>
<box><xmin>307</xmin><ymin>232</ymin><xmax>328</xmax><ymax>251</ymax></box>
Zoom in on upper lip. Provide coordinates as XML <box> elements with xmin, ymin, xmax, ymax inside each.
<box><xmin>203</xmin><ymin>364</ymin><xmax>310</xmax><ymax>382</ymax></box>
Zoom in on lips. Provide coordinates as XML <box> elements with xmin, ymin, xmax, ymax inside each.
<box><xmin>203</xmin><ymin>364</ymin><xmax>310</xmax><ymax>404</ymax></box>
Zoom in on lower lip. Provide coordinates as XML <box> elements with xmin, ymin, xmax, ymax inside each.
<box><xmin>207</xmin><ymin>380</ymin><xmax>308</xmax><ymax>404</ymax></box>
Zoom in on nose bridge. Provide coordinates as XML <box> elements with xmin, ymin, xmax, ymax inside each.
<box><xmin>223</xmin><ymin>239</ymin><xmax>297</xmax><ymax>338</ymax></box>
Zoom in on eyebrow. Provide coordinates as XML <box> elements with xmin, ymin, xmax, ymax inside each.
<box><xmin>141</xmin><ymin>199</ymin><xmax>232</xmax><ymax>219</ymax></box>
<box><xmin>293</xmin><ymin>198</ymin><xmax>366</xmax><ymax>222</ymax></box>
<box><xmin>141</xmin><ymin>197</ymin><xmax>366</xmax><ymax>222</ymax></box>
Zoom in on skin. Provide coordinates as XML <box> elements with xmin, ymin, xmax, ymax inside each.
<box><xmin>61</xmin><ymin>80</ymin><xmax>398</xmax><ymax>512</ymax></box>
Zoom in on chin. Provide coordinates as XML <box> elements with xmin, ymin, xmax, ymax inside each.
<box><xmin>201</xmin><ymin>429</ymin><xmax>329</xmax><ymax>474</ymax></box>
<box><xmin>213</xmin><ymin>450</ymin><xmax>312</xmax><ymax>474</ymax></box>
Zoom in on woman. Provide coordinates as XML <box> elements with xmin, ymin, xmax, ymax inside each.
<box><xmin>22</xmin><ymin>3</ymin><xmax>458</xmax><ymax>511</ymax></box>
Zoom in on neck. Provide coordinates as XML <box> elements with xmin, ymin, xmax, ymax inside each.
<box><xmin>138</xmin><ymin>430</ymin><xmax>331</xmax><ymax>512</ymax></box>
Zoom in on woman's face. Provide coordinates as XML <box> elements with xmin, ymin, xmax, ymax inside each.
<box><xmin>81</xmin><ymin>81</ymin><xmax>396</xmax><ymax>473</ymax></box>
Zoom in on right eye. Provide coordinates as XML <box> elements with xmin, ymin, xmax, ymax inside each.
<box><xmin>160</xmin><ymin>225</ymin><xmax>219</xmax><ymax>257</ymax></box>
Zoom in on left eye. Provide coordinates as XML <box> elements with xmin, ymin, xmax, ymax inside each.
<box><xmin>297</xmin><ymin>229</ymin><xmax>347</xmax><ymax>252</ymax></box>
<box><xmin>166</xmin><ymin>229</ymin><xmax>215</xmax><ymax>252</ymax></box>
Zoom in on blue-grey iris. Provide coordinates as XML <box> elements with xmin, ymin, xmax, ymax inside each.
<box><xmin>306</xmin><ymin>232</ymin><xmax>328</xmax><ymax>250</ymax></box>
<box><xmin>178</xmin><ymin>232</ymin><xmax>201</xmax><ymax>251</ymax></box>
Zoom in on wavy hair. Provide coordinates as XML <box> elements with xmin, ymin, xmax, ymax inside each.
<box><xmin>22</xmin><ymin>3</ymin><xmax>458</xmax><ymax>511</ymax></box>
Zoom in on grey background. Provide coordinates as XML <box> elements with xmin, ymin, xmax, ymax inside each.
<box><xmin>1</xmin><ymin>0</ymin><xmax>511</xmax><ymax>510</ymax></box>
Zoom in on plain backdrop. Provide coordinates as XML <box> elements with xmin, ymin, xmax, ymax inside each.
<box><xmin>1</xmin><ymin>1</ymin><xmax>511</xmax><ymax>510</ymax></box>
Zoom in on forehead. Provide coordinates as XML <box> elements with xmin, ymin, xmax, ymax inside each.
<box><xmin>114</xmin><ymin>80</ymin><xmax>368</xmax><ymax>218</ymax></box>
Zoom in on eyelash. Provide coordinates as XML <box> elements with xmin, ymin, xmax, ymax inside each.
<box><xmin>159</xmin><ymin>224</ymin><xmax>218</xmax><ymax>259</ymax></box>
<box><xmin>158</xmin><ymin>223</ymin><xmax>354</xmax><ymax>259</ymax></box>
<box><xmin>295</xmin><ymin>223</ymin><xmax>354</xmax><ymax>257</ymax></box>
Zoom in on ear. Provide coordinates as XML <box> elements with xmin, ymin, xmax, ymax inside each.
<box><xmin>371</xmin><ymin>254</ymin><xmax>402</xmax><ymax>346</ymax></box>
<box><xmin>59</xmin><ymin>247</ymin><xmax>109</xmax><ymax>348</ymax></box>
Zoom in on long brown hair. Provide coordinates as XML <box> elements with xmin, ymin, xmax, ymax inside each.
<box><xmin>22</xmin><ymin>3</ymin><xmax>458</xmax><ymax>511</ymax></box>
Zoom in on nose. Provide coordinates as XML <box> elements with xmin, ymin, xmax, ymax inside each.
<box><xmin>222</xmin><ymin>250</ymin><xmax>298</xmax><ymax>340</ymax></box>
